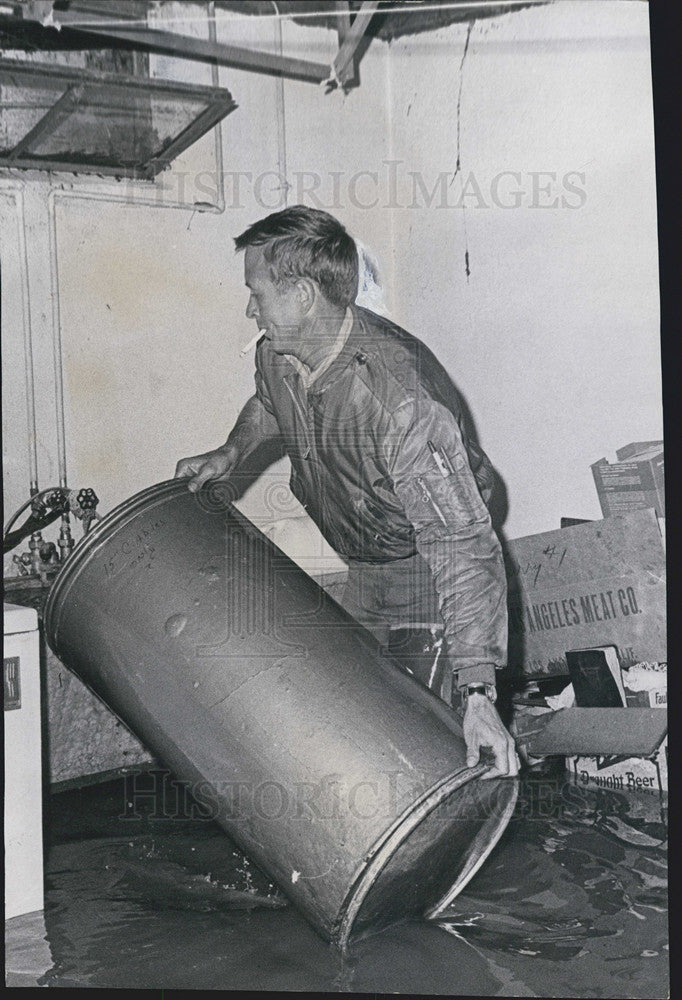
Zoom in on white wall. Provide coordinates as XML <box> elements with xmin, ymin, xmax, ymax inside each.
<box><xmin>3</xmin><ymin>5</ymin><xmax>389</xmax><ymax>575</ymax></box>
<box><xmin>384</xmin><ymin>1</ymin><xmax>661</xmax><ymax>538</ymax></box>
<box><xmin>2</xmin><ymin>1</ymin><xmax>661</xmax><ymax>577</ymax></box>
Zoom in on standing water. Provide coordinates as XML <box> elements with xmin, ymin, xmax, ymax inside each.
<box><xmin>22</xmin><ymin>761</ymin><xmax>667</xmax><ymax>996</ymax></box>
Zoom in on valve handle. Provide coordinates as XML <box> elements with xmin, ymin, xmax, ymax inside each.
<box><xmin>76</xmin><ymin>488</ymin><xmax>99</xmax><ymax>510</ymax></box>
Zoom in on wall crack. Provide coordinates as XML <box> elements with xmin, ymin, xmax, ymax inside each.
<box><xmin>450</xmin><ymin>20</ymin><xmax>475</xmax><ymax>282</ymax></box>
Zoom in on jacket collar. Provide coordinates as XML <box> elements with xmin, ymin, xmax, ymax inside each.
<box><xmin>305</xmin><ymin>305</ymin><xmax>373</xmax><ymax>395</ymax></box>
<box><xmin>284</xmin><ymin>306</ymin><xmax>353</xmax><ymax>390</ymax></box>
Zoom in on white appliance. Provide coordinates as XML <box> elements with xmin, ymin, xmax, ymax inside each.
<box><xmin>4</xmin><ymin>602</ymin><xmax>44</xmax><ymax>919</ymax></box>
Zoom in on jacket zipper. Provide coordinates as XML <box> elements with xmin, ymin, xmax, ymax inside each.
<box><xmin>283</xmin><ymin>375</ymin><xmax>341</xmax><ymax>546</ymax></box>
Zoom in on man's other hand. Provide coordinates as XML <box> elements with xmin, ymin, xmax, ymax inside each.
<box><xmin>174</xmin><ymin>444</ymin><xmax>239</xmax><ymax>493</ymax></box>
<box><xmin>463</xmin><ymin>693</ymin><xmax>520</xmax><ymax>779</ymax></box>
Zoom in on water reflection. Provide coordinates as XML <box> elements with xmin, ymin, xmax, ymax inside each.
<box><xmin>36</xmin><ymin>768</ymin><xmax>667</xmax><ymax>996</ymax></box>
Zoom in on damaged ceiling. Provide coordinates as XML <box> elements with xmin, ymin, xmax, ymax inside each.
<box><xmin>190</xmin><ymin>1</ymin><xmax>540</xmax><ymax>41</ymax></box>
<box><xmin>1</xmin><ymin>1</ymin><xmax>540</xmax><ymax>59</ymax></box>
<box><xmin>0</xmin><ymin>0</ymin><xmax>538</xmax><ymax>178</ymax></box>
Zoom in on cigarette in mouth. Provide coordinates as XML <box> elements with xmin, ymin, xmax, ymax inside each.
<box><xmin>240</xmin><ymin>331</ymin><xmax>264</xmax><ymax>357</ymax></box>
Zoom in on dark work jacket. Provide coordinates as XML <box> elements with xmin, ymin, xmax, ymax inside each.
<box><xmin>249</xmin><ymin>305</ymin><xmax>507</xmax><ymax>677</ymax></box>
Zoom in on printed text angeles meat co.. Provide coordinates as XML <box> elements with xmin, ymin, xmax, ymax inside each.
<box><xmin>508</xmin><ymin>587</ymin><xmax>641</xmax><ymax>636</ymax></box>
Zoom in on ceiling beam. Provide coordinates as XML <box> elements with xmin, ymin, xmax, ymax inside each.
<box><xmin>334</xmin><ymin>2</ymin><xmax>355</xmax><ymax>86</ymax></box>
<box><xmin>331</xmin><ymin>1</ymin><xmax>379</xmax><ymax>86</ymax></box>
<box><xmin>21</xmin><ymin>6</ymin><xmax>332</xmax><ymax>84</ymax></box>
<box><xmin>17</xmin><ymin>1</ymin><xmax>381</xmax><ymax>89</ymax></box>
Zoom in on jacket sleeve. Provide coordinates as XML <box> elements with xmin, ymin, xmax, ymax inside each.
<box><xmin>254</xmin><ymin>342</ymin><xmax>279</xmax><ymax>421</ymax></box>
<box><xmin>225</xmin><ymin>344</ymin><xmax>282</xmax><ymax>457</ymax></box>
<box><xmin>382</xmin><ymin>395</ymin><xmax>507</xmax><ymax>690</ymax></box>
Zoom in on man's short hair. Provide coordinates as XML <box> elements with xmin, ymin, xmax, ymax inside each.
<box><xmin>234</xmin><ymin>205</ymin><xmax>358</xmax><ymax>308</ymax></box>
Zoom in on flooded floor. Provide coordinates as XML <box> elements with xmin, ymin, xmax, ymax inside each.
<box><xmin>13</xmin><ymin>762</ymin><xmax>668</xmax><ymax>996</ymax></box>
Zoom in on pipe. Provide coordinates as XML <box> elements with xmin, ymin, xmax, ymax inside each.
<box><xmin>16</xmin><ymin>189</ymin><xmax>40</xmax><ymax>495</ymax></box>
<box><xmin>271</xmin><ymin>1</ymin><xmax>289</xmax><ymax>207</ymax></box>
<box><xmin>46</xmin><ymin>189</ymin><xmax>68</xmax><ymax>491</ymax></box>
<box><xmin>0</xmin><ymin>1</ymin><xmax>230</xmax><ymax>577</ymax></box>
<box><xmin>0</xmin><ymin>185</ymin><xmax>40</xmax><ymax>495</ymax></box>
<box><xmin>0</xmin><ymin>0</ymin><xmax>230</xmax><ymax>527</ymax></box>
<box><xmin>3</xmin><ymin>487</ymin><xmax>65</xmax><ymax>538</ymax></box>
<box><xmin>207</xmin><ymin>0</ymin><xmax>225</xmax><ymax>213</ymax></box>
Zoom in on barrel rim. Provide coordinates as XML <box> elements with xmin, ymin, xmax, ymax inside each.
<box><xmin>334</xmin><ymin>763</ymin><xmax>518</xmax><ymax>947</ymax></box>
<box><xmin>44</xmin><ymin>479</ymin><xmax>204</xmax><ymax>649</ymax></box>
<box><xmin>424</xmin><ymin>776</ymin><xmax>519</xmax><ymax>919</ymax></box>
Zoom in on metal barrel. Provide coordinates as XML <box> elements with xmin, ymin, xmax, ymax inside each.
<box><xmin>44</xmin><ymin>479</ymin><xmax>518</xmax><ymax>947</ymax></box>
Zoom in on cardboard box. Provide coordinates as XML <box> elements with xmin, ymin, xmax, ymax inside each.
<box><xmin>505</xmin><ymin>509</ymin><xmax>667</xmax><ymax>677</ymax></box>
<box><xmin>591</xmin><ymin>441</ymin><xmax>664</xmax><ymax>518</ymax></box>
<box><xmin>568</xmin><ymin>735</ymin><xmax>668</xmax><ymax>794</ymax></box>
<box><xmin>625</xmin><ymin>688</ymin><xmax>667</xmax><ymax>708</ymax></box>
<box><xmin>622</xmin><ymin>662</ymin><xmax>667</xmax><ymax>708</ymax></box>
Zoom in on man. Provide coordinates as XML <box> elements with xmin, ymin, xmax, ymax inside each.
<box><xmin>175</xmin><ymin>206</ymin><xmax>519</xmax><ymax>779</ymax></box>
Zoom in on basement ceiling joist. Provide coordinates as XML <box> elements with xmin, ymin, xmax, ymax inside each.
<box><xmin>6</xmin><ymin>0</ymin><xmax>385</xmax><ymax>87</ymax></box>
<box><xmin>190</xmin><ymin>1</ymin><xmax>543</xmax><ymax>41</ymax></box>
<box><xmin>3</xmin><ymin>1</ymin><xmax>541</xmax><ymax>89</ymax></box>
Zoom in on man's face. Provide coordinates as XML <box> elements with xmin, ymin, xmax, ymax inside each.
<box><xmin>244</xmin><ymin>246</ymin><xmax>303</xmax><ymax>355</ymax></box>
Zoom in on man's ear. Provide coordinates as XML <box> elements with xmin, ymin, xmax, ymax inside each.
<box><xmin>295</xmin><ymin>277</ymin><xmax>317</xmax><ymax>314</ymax></box>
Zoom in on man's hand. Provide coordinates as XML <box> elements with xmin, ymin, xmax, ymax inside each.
<box><xmin>174</xmin><ymin>444</ymin><xmax>239</xmax><ymax>493</ymax></box>
<box><xmin>463</xmin><ymin>693</ymin><xmax>520</xmax><ymax>779</ymax></box>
